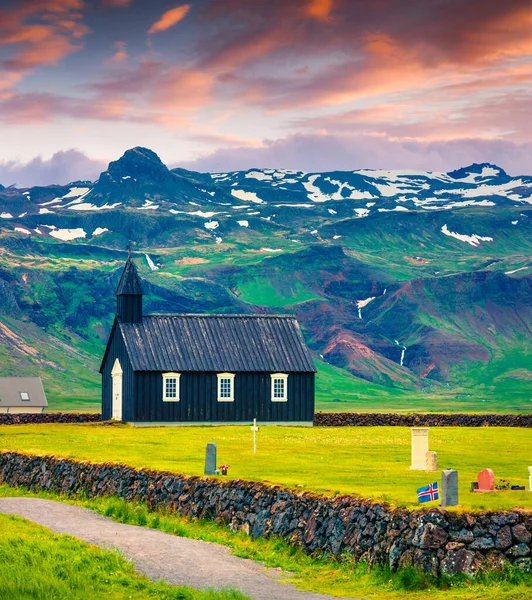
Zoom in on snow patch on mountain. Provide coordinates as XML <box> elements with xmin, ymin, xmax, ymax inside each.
<box><xmin>60</xmin><ymin>187</ymin><xmax>92</xmax><ymax>200</ymax></box>
<box><xmin>1</xmin><ymin>213</ymin><xmax>13</xmax><ymax>219</ymax></box>
<box><xmin>204</xmin><ymin>221</ymin><xmax>219</xmax><ymax>230</ymax></box>
<box><xmin>14</xmin><ymin>227</ymin><xmax>31</xmax><ymax>235</ymax></box>
<box><xmin>231</xmin><ymin>189</ymin><xmax>263</xmax><ymax>203</ymax></box>
<box><xmin>357</xmin><ymin>296</ymin><xmax>376</xmax><ymax>319</ymax></box>
<box><xmin>245</xmin><ymin>171</ymin><xmax>272</xmax><ymax>181</ymax></box>
<box><xmin>441</xmin><ymin>224</ymin><xmax>493</xmax><ymax>246</ymax></box>
<box><xmin>49</xmin><ymin>228</ymin><xmax>86</xmax><ymax>241</ymax></box>
<box><xmin>92</xmin><ymin>227</ymin><xmax>109</xmax><ymax>237</ymax></box>
<box><xmin>237</xmin><ymin>220</ymin><xmax>249</xmax><ymax>227</ymax></box>
<box><xmin>189</xmin><ymin>210</ymin><xmax>219</xmax><ymax>218</ymax></box>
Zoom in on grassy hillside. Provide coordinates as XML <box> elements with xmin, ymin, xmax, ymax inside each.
<box><xmin>1</xmin><ymin>153</ymin><xmax>531</xmax><ymax>412</ymax></box>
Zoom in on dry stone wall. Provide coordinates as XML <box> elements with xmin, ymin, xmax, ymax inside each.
<box><xmin>2</xmin><ymin>413</ymin><xmax>532</xmax><ymax>427</ymax></box>
<box><xmin>315</xmin><ymin>413</ymin><xmax>532</xmax><ymax>428</ymax></box>
<box><xmin>0</xmin><ymin>414</ymin><xmax>102</xmax><ymax>426</ymax></box>
<box><xmin>1</xmin><ymin>451</ymin><xmax>530</xmax><ymax>576</ymax></box>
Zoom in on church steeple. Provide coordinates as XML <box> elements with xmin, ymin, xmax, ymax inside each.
<box><xmin>116</xmin><ymin>254</ymin><xmax>143</xmax><ymax>323</ymax></box>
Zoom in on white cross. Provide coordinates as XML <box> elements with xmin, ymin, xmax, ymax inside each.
<box><xmin>251</xmin><ymin>418</ymin><xmax>259</xmax><ymax>454</ymax></box>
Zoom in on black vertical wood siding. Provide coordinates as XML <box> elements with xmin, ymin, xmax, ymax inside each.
<box><xmin>101</xmin><ymin>323</ymin><xmax>136</xmax><ymax>421</ymax></box>
<box><xmin>133</xmin><ymin>372</ymin><xmax>314</xmax><ymax>423</ymax></box>
<box><xmin>116</xmin><ymin>295</ymin><xmax>142</xmax><ymax>324</ymax></box>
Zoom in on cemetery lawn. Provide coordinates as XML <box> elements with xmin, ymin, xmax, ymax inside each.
<box><xmin>1</xmin><ymin>424</ymin><xmax>531</xmax><ymax>510</ymax></box>
<box><xmin>0</xmin><ymin>513</ymin><xmax>247</xmax><ymax>600</ymax></box>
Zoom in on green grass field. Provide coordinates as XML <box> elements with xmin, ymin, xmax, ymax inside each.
<box><xmin>0</xmin><ymin>513</ymin><xmax>246</xmax><ymax>600</ymax></box>
<box><xmin>1</xmin><ymin>487</ymin><xmax>531</xmax><ymax>600</ymax></box>
<box><xmin>1</xmin><ymin>424</ymin><xmax>530</xmax><ymax>510</ymax></box>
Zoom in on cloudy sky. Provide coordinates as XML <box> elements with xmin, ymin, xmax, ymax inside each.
<box><xmin>1</xmin><ymin>0</ymin><xmax>532</xmax><ymax>185</ymax></box>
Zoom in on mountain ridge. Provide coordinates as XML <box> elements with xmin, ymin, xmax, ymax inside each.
<box><xmin>0</xmin><ymin>147</ymin><xmax>530</xmax><ymax>410</ymax></box>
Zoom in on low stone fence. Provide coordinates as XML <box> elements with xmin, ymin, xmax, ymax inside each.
<box><xmin>0</xmin><ymin>451</ymin><xmax>530</xmax><ymax>576</ymax></box>
<box><xmin>315</xmin><ymin>413</ymin><xmax>532</xmax><ymax>428</ymax></box>
<box><xmin>0</xmin><ymin>413</ymin><xmax>102</xmax><ymax>426</ymax></box>
<box><xmin>2</xmin><ymin>413</ymin><xmax>532</xmax><ymax>427</ymax></box>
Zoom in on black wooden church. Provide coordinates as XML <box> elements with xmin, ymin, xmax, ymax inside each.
<box><xmin>100</xmin><ymin>257</ymin><xmax>316</xmax><ymax>425</ymax></box>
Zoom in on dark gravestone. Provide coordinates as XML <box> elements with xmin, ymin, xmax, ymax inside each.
<box><xmin>441</xmin><ymin>469</ymin><xmax>459</xmax><ymax>507</ymax></box>
<box><xmin>204</xmin><ymin>442</ymin><xmax>217</xmax><ymax>475</ymax></box>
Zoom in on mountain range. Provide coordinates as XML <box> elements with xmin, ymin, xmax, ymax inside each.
<box><xmin>0</xmin><ymin>147</ymin><xmax>530</xmax><ymax>411</ymax></box>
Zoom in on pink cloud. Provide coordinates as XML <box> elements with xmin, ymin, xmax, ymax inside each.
<box><xmin>148</xmin><ymin>5</ymin><xmax>191</xmax><ymax>35</ymax></box>
<box><xmin>0</xmin><ymin>0</ymin><xmax>90</xmax><ymax>71</ymax></box>
<box><xmin>107</xmin><ymin>41</ymin><xmax>128</xmax><ymax>63</ymax></box>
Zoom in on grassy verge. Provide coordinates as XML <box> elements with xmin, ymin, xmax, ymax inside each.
<box><xmin>0</xmin><ymin>512</ymin><xmax>247</xmax><ymax>600</ymax></box>
<box><xmin>1</xmin><ymin>423</ymin><xmax>531</xmax><ymax>510</ymax></box>
<box><xmin>1</xmin><ymin>484</ymin><xmax>531</xmax><ymax>600</ymax></box>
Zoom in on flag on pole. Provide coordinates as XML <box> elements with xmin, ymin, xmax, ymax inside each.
<box><xmin>417</xmin><ymin>482</ymin><xmax>439</xmax><ymax>503</ymax></box>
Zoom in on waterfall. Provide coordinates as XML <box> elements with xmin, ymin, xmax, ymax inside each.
<box><xmin>145</xmin><ymin>254</ymin><xmax>159</xmax><ymax>271</ymax></box>
<box><xmin>394</xmin><ymin>339</ymin><xmax>407</xmax><ymax>366</ymax></box>
<box><xmin>357</xmin><ymin>296</ymin><xmax>376</xmax><ymax>320</ymax></box>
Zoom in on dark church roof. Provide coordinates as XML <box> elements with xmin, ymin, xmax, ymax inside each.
<box><xmin>116</xmin><ymin>255</ymin><xmax>143</xmax><ymax>296</ymax></box>
<box><xmin>119</xmin><ymin>314</ymin><xmax>316</xmax><ymax>373</ymax></box>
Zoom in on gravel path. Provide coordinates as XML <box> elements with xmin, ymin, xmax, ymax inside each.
<box><xmin>0</xmin><ymin>498</ymin><xmax>348</xmax><ymax>600</ymax></box>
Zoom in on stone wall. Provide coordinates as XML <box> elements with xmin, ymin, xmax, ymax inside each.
<box><xmin>1</xmin><ymin>451</ymin><xmax>530</xmax><ymax>576</ymax></box>
<box><xmin>315</xmin><ymin>413</ymin><xmax>532</xmax><ymax>428</ymax></box>
<box><xmin>0</xmin><ymin>413</ymin><xmax>102</xmax><ymax>426</ymax></box>
<box><xmin>3</xmin><ymin>413</ymin><xmax>532</xmax><ymax>427</ymax></box>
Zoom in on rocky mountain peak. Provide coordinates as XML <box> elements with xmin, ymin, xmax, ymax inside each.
<box><xmin>448</xmin><ymin>163</ymin><xmax>507</xmax><ymax>180</ymax></box>
<box><xmin>105</xmin><ymin>147</ymin><xmax>172</xmax><ymax>181</ymax></box>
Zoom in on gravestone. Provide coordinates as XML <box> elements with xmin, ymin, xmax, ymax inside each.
<box><xmin>204</xmin><ymin>442</ymin><xmax>217</xmax><ymax>475</ymax></box>
<box><xmin>441</xmin><ymin>469</ymin><xmax>459</xmax><ymax>507</ymax></box>
<box><xmin>426</xmin><ymin>451</ymin><xmax>438</xmax><ymax>472</ymax></box>
<box><xmin>478</xmin><ymin>468</ymin><xmax>495</xmax><ymax>491</ymax></box>
<box><xmin>410</xmin><ymin>428</ymin><xmax>429</xmax><ymax>470</ymax></box>
<box><xmin>529</xmin><ymin>466</ymin><xmax>532</xmax><ymax>492</ymax></box>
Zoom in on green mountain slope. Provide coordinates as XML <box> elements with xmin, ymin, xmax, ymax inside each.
<box><xmin>0</xmin><ymin>148</ymin><xmax>530</xmax><ymax>412</ymax></box>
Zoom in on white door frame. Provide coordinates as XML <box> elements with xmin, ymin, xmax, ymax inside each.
<box><xmin>111</xmin><ymin>358</ymin><xmax>123</xmax><ymax>421</ymax></box>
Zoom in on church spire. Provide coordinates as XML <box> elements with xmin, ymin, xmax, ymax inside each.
<box><xmin>116</xmin><ymin>255</ymin><xmax>143</xmax><ymax>323</ymax></box>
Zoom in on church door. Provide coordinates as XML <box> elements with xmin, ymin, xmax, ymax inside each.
<box><xmin>111</xmin><ymin>358</ymin><xmax>123</xmax><ymax>421</ymax></box>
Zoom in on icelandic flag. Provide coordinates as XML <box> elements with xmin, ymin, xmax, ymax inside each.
<box><xmin>417</xmin><ymin>482</ymin><xmax>439</xmax><ymax>503</ymax></box>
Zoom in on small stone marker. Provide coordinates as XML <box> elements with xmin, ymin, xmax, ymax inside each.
<box><xmin>441</xmin><ymin>469</ymin><xmax>459</xmax><ymax>507</ymax></box>
<box><xmin>204</xmin><ymin>442</ymin><xmax>217</xmax><ymax>475</ymax></box>
<box><xmin>410</xmin><ymin>428</ymin><xmax>429</xmax><ymax>470</ymax></box>
<box><xmin>426</xmin><ymin>451</ymin><xmax>438</xmax><ymax>472</ymax></box>
<box><xmin>528</xmin><ymin>466</ymin><xmax>532</xmax><ymax>492</ymax></box>
<box><xmin>477</xmin><ymin>468</ymin><xmax>495</xmax><ymax>492</ymax></box>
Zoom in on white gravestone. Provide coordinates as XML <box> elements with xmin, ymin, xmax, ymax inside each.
<box><xmin>426</xmin><ymin>451</ymin><xmax>438</xmax><ymax>472</ymax></box>
<box><xmin>529</xmin><ymin>466</ymin><xmax>532</xmax><ymax>492</ymax></box>
<box><xmin>410</xmin><ymin>428</ymin><xmax>429</xmax><ymax>470</ymax></box>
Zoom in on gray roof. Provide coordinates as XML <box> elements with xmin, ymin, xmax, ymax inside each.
<box><xmin>119</xmin><ymin>314</ymin><xmax>316</xmax><ymax>373</ymax></box>
<box><xmin>116</xmin><ymin>256</ymin><xmax>143</xmax><ymax>296</ymax></box>
<box><xmin>0</xmin><ymin>377</ymin><xmax>48</xmax><ymax>407</ymax></box>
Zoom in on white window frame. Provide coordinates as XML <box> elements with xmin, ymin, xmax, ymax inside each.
<box><xmin>20</xmin><ymin>392</ymin><xmax>30</xmax><ymax>401</ymax></box>
<box><xmin>162</xmin><ymin>373</ymin><xmax>181</xmax><ymax>402</ymax></box>
<box><xmin>271</xmin><ymin>373</ymin><xmax>288</xmax><ymax>402</ymax></box>
<box><xmin>217</xmin><ymin>373</ymin><xmax>235</xmax><ymax>402</ymax></box>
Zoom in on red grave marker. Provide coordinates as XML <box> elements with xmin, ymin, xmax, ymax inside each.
<box><xmin>477</xmin><ymin>468</ymin><xmax>495</xmax><ymax>491</ymax></box>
